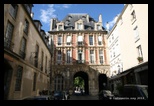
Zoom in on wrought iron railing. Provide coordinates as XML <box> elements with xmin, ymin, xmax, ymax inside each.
<box><xmin>76</xmin><ymin>60</ymin><xmax>85</xmax><ymax>64</ymax></box>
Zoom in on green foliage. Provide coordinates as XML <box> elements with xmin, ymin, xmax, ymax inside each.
<box><xmin>73</xmin><ymin>77</ymin><xmax>84</xmax><ymax>88</ymax></box>
<box><xmin>137</xmin><ymin>57</ymin><xmax>143</xmax><ymax>61</ymax></box>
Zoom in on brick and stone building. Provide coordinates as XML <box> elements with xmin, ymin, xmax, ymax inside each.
<box><xmin>48</xmin><ymin>13</ymin><xmax>110</xmax><ymax>95</ymax></box>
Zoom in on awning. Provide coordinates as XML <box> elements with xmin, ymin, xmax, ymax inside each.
<box><xmin>109</xmin><ymin>71</ymin><xmax>131</xmax><ymax>81</ymax></box>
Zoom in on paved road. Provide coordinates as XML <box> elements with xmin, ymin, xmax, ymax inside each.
<box><xmin>69</xmin><ymin>95</ymin><xmax>98</xmax><ymax>100</ymax></box>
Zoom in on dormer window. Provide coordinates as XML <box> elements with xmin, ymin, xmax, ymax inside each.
<box><xmin>97</xmin><ymin>25</ymin><xmax>101</xmax><ymax>30</ymax></box>
<box><xmin>82</xmin><ymin>16</ymin><xmax>86</xmax><ymax>20</ymax></box>
<box><xmin>77</xmin><ymin>23</ymin><xmax>82</xmax><ymax>30</ymax></box>
<box><xmin>68</xmin><ymin>16</ymin><xmax>72</xmax><ymax>20</ymax></box>
<box><xmin>58</xmin><ymin>25</ymin><xmax>62</xmax><ymax>30</ymax></box>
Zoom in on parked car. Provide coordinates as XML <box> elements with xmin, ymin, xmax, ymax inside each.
<box><xmin>22</xmin><ymin>95</ymin><xmax>52</xmax><ymax>100</ymax></box>
<box><xmin>98</xmin><ymin>90</ymin><xmax>114</xmax><ymax>100</ymax></box>
<box><xmin>53</xmin><ymin>91</ymin><xmax>64</xmax><ymax>100</ymax></box>
<box><xmin>122</xmin><ymin>84</ymin><xmax>148</xmax><ymax>100</ymax></box>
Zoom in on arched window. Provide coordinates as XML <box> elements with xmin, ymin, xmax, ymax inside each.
<box><xmin>54</xmin><ymin>74</ymin><xmax>64</xmax><ymax>91</ymax></box>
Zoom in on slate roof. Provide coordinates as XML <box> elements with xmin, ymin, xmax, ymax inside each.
<box><xmin>62</xmin><ymin>13</ymin><xmax>95</xmax><ymax>30</ymax></box>
<box><xmin>52</xmin><ymin>13</ymin><xmax>105</xmax><ymax>30</ymax></box>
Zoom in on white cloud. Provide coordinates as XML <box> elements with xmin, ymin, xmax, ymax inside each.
<box><xmin>106</xmin><ymin>13</ymin><xmax>120</xmax><ymax>30</ymax></box>
<box><xmin>62</xmin><ymin>4</ymin><xmax>72</xmax><ymax>8</ymax></box>
<box><xmin>40</xmin><ymin>4</ymin><xmax>72</xmax><ymax>24</ymax></box>
<box><xmin>40</xmin><ymin>4</ymin><xmax>56</xmax><ymax>24</ymax></box>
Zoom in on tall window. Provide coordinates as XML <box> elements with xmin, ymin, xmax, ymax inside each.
<box><xmin>131</xmin><ymin>10</ymin><xmax>136</xmax><ymax>21</ymax></box>
<box><xmin>4</xmin><ymin>21</ymin><xmax>14</xmax><ymax>49</ymax></box>
<box><xmin>9</xmin><ymin>4</ymin><xmax>18</xmax><ymax>19</ymax></box>
<box><xmin>78</xmin><ymin>35</ymin><xmax>83</xmax><ymax>45</ymax></box>
<box><xmin>90</xmin><ymin>50</ymin><xmax>94</xmax><ymax>63</ymax></box>
<box><xmin>54</xmin><ymin>75</ymin><xmax>63</xmax><ymax>91</ymax></box>
<box><xmin>34</xmin><ymin>44</ymin><xmax>39</xmax><ymax>68</ymax></box>
<box><xmin>137</xmin><ymin>45</ymin><xmax>143</xmax><ymax>57</ymax></box>
<box><xmin>67</xmin><ymin>50</ymin><xmax>71</xmax><ymax>63</ymax></box>
<box><xmin>41</xmin><ymin>51</ymin><xmax>44</xmax><ymax>71</ymax></box>
<box><xmin>19</xmin><ymin>37</ymin><xmax>26</xmax><ymax>59</ymax></box>
<box><xmin>45</xmin><ymin>56</ymin><xmax>47</xmax><ymax>73</ymax></box>
<box><xmin>134</xmin><ymin>26</ymin><xmax>139</xmax><ymax>41</ymax></box>
<box><xmin>23</xmin><ymin>19</ymin><xmax>29</xmax><ymax>34</ymax></box>
<box><xmin>78</xmin><ymin>50</ymin><xmax>83</xmax><ymax>63</ymax></box>
<box><xmin>15</xmin><ymin>66</ymin><xmax>23</xmax><ymax>91</ymax></box>
<box><xmin>66</xmin><ymin>36</ymin><xmax>71</xmax><ymax>45</ymax></box>
<box><xmin>33</xmin><ymin>72</ymin><xmax>37</xmax><ymax>91</ymax></box>
<box><xmin>98</xmin><ymin>36</ymin><xmax>102</xmax><ymax>45</ymax></box>
<box><xmin>89</xmin><ymin>35</ymin><xmax>93</xmax><ymax>45</ymax></box>
<box><xmin>57</xmin><ymin>50</ymin><xmax>61</xmax><ymax>64</ymax></box>
<box><xmin>58</xmin><ymin>35</ymin><xmax>62</xmax><ymax>45</ymax></box>
<box><xmin>99</xmin><ymin>50</ymin><xmax>103</xmax><ymax>64</ymax></box>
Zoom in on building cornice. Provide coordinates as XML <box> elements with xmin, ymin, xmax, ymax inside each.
<box><xmin>48</xmin><ymin>30</ymin><xmax>108</xmax><ymax>34</ymax></box>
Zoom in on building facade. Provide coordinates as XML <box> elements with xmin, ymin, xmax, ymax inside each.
<box><xmin>48</xmin><ymin>13</ymin><xmax>110</xmax><ymax>96</ymax></box>
<box><xmin>107</xmin><ymin>4</ymin><xmax>148</xmax><ymax>95</ymax></box>
<box><xmin>4</xmin><ymin>4</ymin><xmax>52</xmax><ymax>100</ymax></box>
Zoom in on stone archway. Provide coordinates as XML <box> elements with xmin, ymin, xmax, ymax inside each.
<box><xmin>73</xmin><ymin>71</ymin><xmax>89</xmax><ymax>95</ymax></box>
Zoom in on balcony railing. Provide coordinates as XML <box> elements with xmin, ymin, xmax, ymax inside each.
<box><xmin>4</xmin><ymin>37</ymin><xmax>14</xmax><ymax>51</ymax></box>
<box><xmin>76</xmin><ymin>60</ymin><xmax>85</xmax><ymax>64</ymax></box>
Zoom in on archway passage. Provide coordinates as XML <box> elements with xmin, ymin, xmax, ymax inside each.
<box><xmin>98</xmin><ymin>74</ymin><xmax>107</xmax><ymax>93</ymax></box>
<box><xmin>73</xmin><ymin>71</ymin><xmax>89</xmax><ymax>95</ymax></box>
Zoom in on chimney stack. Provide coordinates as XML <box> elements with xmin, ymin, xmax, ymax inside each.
<box><xmin>106</xmin><ymin>22</ymin><xmax>110</xmax><ymax>32</ymax></box>
<box><xmin>99</xmin><ymin>14</ymin><xmax>102</xmax><ymax>23</ymax></box>
<box><xmin>50</xmin><ymin>18</ymin><xmax>53</xmax><ymax>31</ymax></box>
<box><xmin>86</xmin><ymin>14</ymin><xmax>89</xmax><ymax>23</ymax></box>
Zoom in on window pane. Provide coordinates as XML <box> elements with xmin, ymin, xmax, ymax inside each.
<box><xmin>4</xmin><ymin>22</ymin><xmax>14</xmax><ymax>49</ymax></box>
<box><xmin>24</xmin><ymin>20</ymin><xmax>29</xmax><ymax>34</ymax></box>
<box><xmin>89</xmin><ymin>35</ymin><xmax>93</xmax><ymax>45</ymax></box>
<box><xmin>15</xmin><ymin>66</ymin><xmax>23</xmax><ymax>91</ymax></box>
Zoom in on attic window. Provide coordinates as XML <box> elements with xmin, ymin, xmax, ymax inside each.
<box><xmin>68</xmin><ymin>16</ymin><xmax>72</xmax><ymax>20</ymax></box>
<box><xmin>82</xmin><ymin>16</ymin><xmax>86</xmax><ymax>20</ymax></box>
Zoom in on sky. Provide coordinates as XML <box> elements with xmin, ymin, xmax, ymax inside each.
<box><xmin>32</xmin><ymin>4</ymin><xmax>124</xmax><ymax>33</ymax></box>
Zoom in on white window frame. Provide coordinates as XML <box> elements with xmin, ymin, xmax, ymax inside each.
<box><xmin>89</xmin><ymin>35</ymin><xmax>94</xmax><ymax>45</ymax></box>
<box><xmin>90</xmin><ymin>50</ymin><xmax>95</xmax><ymax>64</ymax></box>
